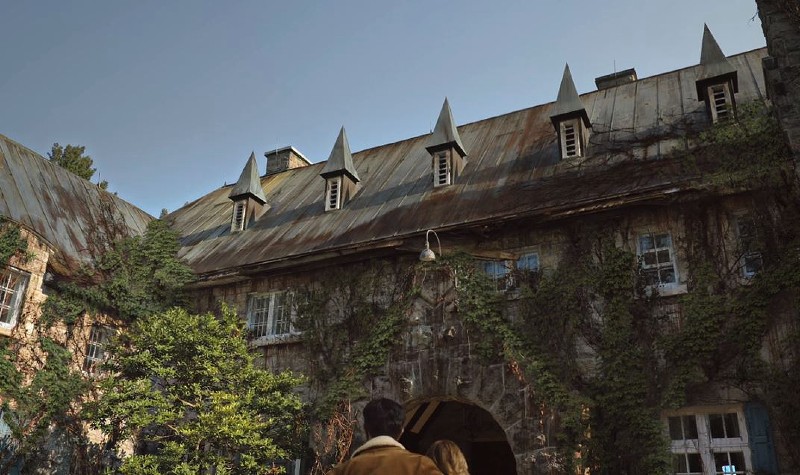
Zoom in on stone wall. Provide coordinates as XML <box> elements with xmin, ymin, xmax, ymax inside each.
<box><xmin>758</xmin><ymin>0</ymin><xmax>800</xmax><ymax>159</ymax></box>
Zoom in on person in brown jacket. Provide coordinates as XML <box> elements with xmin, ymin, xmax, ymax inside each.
<box><xmin>326</xmin><ymin>398</ymin><xmax>443</xmax><ymax>475</ymax></box>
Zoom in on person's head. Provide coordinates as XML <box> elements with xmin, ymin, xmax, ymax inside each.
<box><xmin>426</xmin><ymin>439</ymin><xmax>469</xmax><ymax>475</ymax></box>
<box><xmin>362</xmin><ymin>398</ymin><xmax>404</xmax><ymax>439</ymax></box>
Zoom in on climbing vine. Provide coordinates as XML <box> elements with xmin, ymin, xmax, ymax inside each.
<box><xmin>291</xmin><ymin>260</ymin><xmax>419</xmax><ymax>472</ymax></box>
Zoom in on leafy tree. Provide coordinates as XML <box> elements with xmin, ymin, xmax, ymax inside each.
<box><xmin>48</xmin><ymin>143</ymin><xmax>108</xmax><ymax>190</ymax></box>
<box><xmin>90</xmin><ymin>307</ymin><xmax>306</xmax><ymax>475</ymax></box>
<box><xmin>0</xmin><ymin>218</ymin><xmax>197</xmax><ymax>473</ymax></box>
<box><xmin>0</xmin><ymin>338</ymin><xmax>88</xmax><ymax>474</ymax></box>
<box><xmin>46</xmin><ymin>219</ymin><xmax>195</xmax><ymax>326</ymax></box>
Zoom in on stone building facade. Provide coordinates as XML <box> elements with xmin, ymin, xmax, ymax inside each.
<box><xmin>169</xmin><ymin>30</ymin><xmax>796</xmax><ymax>474</ymax></box>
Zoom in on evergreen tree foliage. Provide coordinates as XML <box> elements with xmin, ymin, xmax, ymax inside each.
<box><xmin>48</xmin><ymin>143</ymin><xmax>108</xmax><ymax>190</ymax></box>
<box><xmin>90</xmin><ymin>307</ymin><xmax>306</xmax><ymax>475</ymax></box>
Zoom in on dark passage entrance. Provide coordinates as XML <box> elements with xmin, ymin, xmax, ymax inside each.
<box><xmin>400</xmin><ymin>400</ymin><xmax>516</xmax><ymax>475</ymax></box>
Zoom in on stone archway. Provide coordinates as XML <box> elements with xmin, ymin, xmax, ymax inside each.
<box><xmin>400</xmin><ymin>399</ymin><xmax>516</xmax><ymax>475</ymax></box>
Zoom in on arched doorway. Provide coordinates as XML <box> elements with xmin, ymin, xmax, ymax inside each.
<box><xmin>400</xmin><ymin>399</ymin><xmax>516</xmax><ymax>475</ymax></box>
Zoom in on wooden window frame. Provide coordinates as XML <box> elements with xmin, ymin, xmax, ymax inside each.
<box><xmin>231</xmin><ymin>201</ymin><xmax>246</xmax><ymax>232</ymax></box>
<box><xmin>559</xmin><ymin>119</ymin><xmax>582</xmax><ymax>159</ymax></box>
<box><xmin>326</xmin><ymin>176</ymin><xmax>342</xmax><ymax>211</ymax></box>
<box><xmin>247</xmin><ymin>291</ymin><xmax>296</xmax><ymax>340</ymax></box>
<box><xmin>434</xmin><ymin>151</ymin><xmax>451</xmax><ymax>187</ymax></box>
<box><xmin>0</xmin><ymin>266</ymin><xmax>29</xmax><ymax>329</ymax></box>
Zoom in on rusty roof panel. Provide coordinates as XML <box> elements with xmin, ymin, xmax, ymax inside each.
<box><xmin>0</xmin><ymin>134</ymin><xmax>153</xmax><ymax>274</ymax></box>
<box><xmin>167</xmin><ymin>48</ymin><xmax>769</xmax><ymax>277</ymax></box>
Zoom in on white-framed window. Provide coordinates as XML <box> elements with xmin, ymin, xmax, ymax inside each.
<box><xmin>231</xmin><ymin>201</ymin><xmax>246</xmax><ymax>232</ymax></box>
<box><xmin>480</xmin><ymin>252</ymin><xmax>540</xmax><ymax>291</ymax></box>
<box><xmin>326</xmin><ymin>176</ymin><xmax>342</xmax><ymax>211</ymax></box>
<box><xmin>707</xmin><ymin>84</ymin><xmax>732</xmax><ymax>123</ymax></box>
<box><xmin>559</xmin><ymin>119</ymin><xmax>582</xmax><ymax>159</ymax></box>
<box><xmin>480</xmin><ymin>260</ymin><xmax>510</xmax><ymax>291</ymax></box>
<box><xmin>0</xmin><ymin>267</ymin><xmax>29</xmax><ymax>329</ymax></box>
<box><xmin>83</xmin><ymin>325</ymin><xmax>116</xmax><ymax>374</ymax></box>
<box><xmin>638</xmin><ymin>232</ymin><xmax>678</xmax><ymax>287</ymax></box>
<box><xmin>735</xmin><ymin>216</ymin><xmax>762</xmax><ymax>278</ymax></box>
<box><xmin>434</xmin><ymin>151</ymin><xmax>451</xmax><ymax>187</ymax></box>
<box><xmin>516</xmin><ymin>252</ymin><xmax>539</xmax><ymax>272</ymax></box>
<box><xmin>247</xmin><ymin>291</ymin><xmax>295</xmax><ymax>339</ymax></box>
<box><xmin>664</xmin><ymin>407</ymin><xmax>751</xmax><ymax>475</ymax></box>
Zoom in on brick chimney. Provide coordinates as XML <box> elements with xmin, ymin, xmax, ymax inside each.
<box><xmin>265</xmin><ymin>146</ymin><xmax>312</xmax><ymax>175</ymax></box>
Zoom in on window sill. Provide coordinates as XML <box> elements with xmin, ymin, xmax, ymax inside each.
<box><xmin>250</xmin><ymin>333</ymin><xmax>303</xmax><ymax>347</ymax></box>
<box><xmin>649</xmin><ymin>283</ymin><xmax>688</xmax><ymax>297</ymax></box>
<box><xmin>0</xmin><ymin>326</ymin><xmax>14</xmax><ymax>337</ymax></box>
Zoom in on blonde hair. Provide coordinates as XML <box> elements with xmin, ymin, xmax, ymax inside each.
<box><xmin>426</xmin><ymin>439</ymin><xmax>469</xmax><ymax>475</ymax></box>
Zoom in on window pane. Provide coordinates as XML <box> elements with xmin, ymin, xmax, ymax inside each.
<box><xmin>668</xmin><ymin>417</ymin><xmax>683</xmax><ymax>440</ymax></box>
<box><xmin>709</xmin><ymin>413</ymin><xmax>724</xmax><ymax>438</ymax></box>
<box><xmin>682</xmin><ymin>416</ymin><xmax>698</xmax><ymax>439</ymax></box>
<box><xmin>729</xmin><ymin>452</ymin><xmax>745</xmax><ymax>471</ymax></box>
<box><xmin>643</xmin><ymin>252</ymin><xmax>657</xmax><ymax>266</ymax></box>
<box><xmin>673</xmin><ymin>453</ymin><xmax>687</xmax><ymax>472</ymax></box>
<box><xmin>660</xmin><ymin>268</ymin><xmax>676</xmax><ymax>284</ymax></box>
<box><xmin>714</xmin><ymin>452</ymin><xmax>744</xmax><ymax>473</ymax></box>
<box><xmin>655</xmin><ymin>233</ymin><xmax>671</xmax><ymax>248</ymax></box>
<box><xmin>516</xmin><ymin>253</ymin><xmax>539</xmax><ymax>271</ymax></box>
<box><xmin>724</xmin><ymin>413</ymin><xmax>740</xmax><ymax>438</ymax></box>
<box><xmin>639</xmin><ymin>235</ymin><xmax>654</xmax><ymax>251</ymax></box>
<box><xmin>743</xmin><ymin>254</ymin><xmax>763</xmax><ymax>275</ymax></box>
<box><xmin>249</xmin><ymin>296</ymin><xmax>271</xmax><ymax>338</ymax></box>
<box><xmin>656</xmin><ymin>249</ymin><xmax>671</xmax><ymax>264</ymax></box>
<box><xmin>687</xmin><ymin>453</ymin><xmax>703</xmax><ymax>472</ymax></box>
<box><xmin>0</xmin><ymin>268</ymin><xmax>28</xmax><ymax>326</ymax></box>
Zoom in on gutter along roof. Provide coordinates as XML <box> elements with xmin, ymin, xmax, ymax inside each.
<box><xmin>167</xmin><ymin>48</ymin><xmax>768</xmax><ymax>280</ymax></box>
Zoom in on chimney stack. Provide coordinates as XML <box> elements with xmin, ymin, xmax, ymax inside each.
<box><xmin>265</xmin><ymin>146</ymin><xmax>312</xmax><ymax>175</ymax></box>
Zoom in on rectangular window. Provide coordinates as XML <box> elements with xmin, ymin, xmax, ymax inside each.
<box><xmin>231</xmin><ymin>201</ymin><xmax>246</xmax><ymax>232</ymax></box>
<box><xmin>673</xmin><ymin>453</ymin><xmax>703</xmax><ymax>475</ymax></box>
<box><xmin>708</xmin><ymin>84</ymin><xmax>731</xmax><ymax>123</ymax></box>
<box><xmin>736</xmin><ymin>217</ymin><xmax>762</xmax><ymax>278</ymax></box>
<box><xmin>481</xmin><ymin>260</ymin><xmax>510</xmax><ymax>291</ymax></box>
<box><xmin>638</xmin><ymin>232</ymin><xmax>677</xmax><ymax>287</ymax></box>
<box><xmin>560</xmin><ymin>120</ymin><xmax>582</xmax><ymax>158</ymax></box>
<box><xmin>0</xmin><ymin>267</ymin><xmax>29</xmax><ymax>329</ymax></box>
<box><xmin>83</xmin><ymin>325</ymin><xmax>116</xmax><ymax>374</ymax></box>
<box><xmin>434</xmin><ymin>152</ymin><xmax>451</xmax><ymax>187</ymax></box>
<box><xmin>664</xmin><ymin>408</ymin><xmax>751</xmax><ymax>475</ymax></box>
<box><xmin>326</xmin><ymin>177</ymin><xmax>341</xmax><ymax>211</ymax></box>
<box><xmin>669</xmin><ymin>415</ymin><xmax>699</xmax><ymax>441</ymax></box>
<box><xmin>247</xmin><ymin>292</ymin><xmax>295</xmax><ymax>339</ymax></box>
<box><xmin>516</xmin><ymin>252</ymin><xmax>539</xmax><ymax>272</ymax></box>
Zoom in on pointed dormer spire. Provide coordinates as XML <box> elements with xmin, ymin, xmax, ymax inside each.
<box><xmin>320</xmin><ymin>127</ymin><xmax>361</xmax><ymax>211</ymax></box>
<box><xmin>426</xmin><ymin>98</ymin><xmax>467</xmax><ymax>187</ymax></box>
<box><xmin>550</xmin><ymin>64</ymin><xmax>590</xmax><ymax>129</ymax></box>
<box><xmin>696</xmin><ymin>24</ymin><xmax>738</xmax><ymax>100</ymax></box>
<box><xmin>320</xmin><ymin>127</ymin><xmax>360</xmax><ymax>182</ymax></box>
<box><xmin>229</xmin><ymin>151</ymin><xmax>266</xmax><ymax>204</ymax></box>
<box><xmin>550</xmin><ymin>64</ymin><xmax>591</xmax><ymax>160</ymax></box>
<box><xmin>426</xmin><ymin>98</ymin><xmax>467</xmax><ymax>157</ymax></box>
<box><xmin>229</xmin><ymin>152</ymin><xmax>267</xmax><ymax>232</ymax></box>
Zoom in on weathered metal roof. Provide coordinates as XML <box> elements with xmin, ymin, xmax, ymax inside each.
<box><xmin>550</xmin><ymin>64</ymin><xmax>590</xmax><ymax>127</ymax></box>
<box><xmin>0</xmin><ymin>135</ymin><xmax>153</xmax><ymax>275</ymax></box>
<box><xmin>320</xmin><ymin>127</ymin><xmax>360</xmax><ymax>182</ymax></box>
<box><xmin>426</xmin><ymin>98</ymin><xmax>467</xmax><ymax>157</ymax></box>
<box><xmin>167</xmin><ymin>48</ymin><xmax>768</xmax><ymax>279</ymax></box>
<box><xmin>230</xmin><ymin>152</ymin><xmax>267</xmax><ymax>203</ymax></box>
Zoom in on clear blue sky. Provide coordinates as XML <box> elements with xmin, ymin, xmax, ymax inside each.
<box><xmin>1</xmin><ymin>1</ymin><xmax>766</xmax><ymax>217</ymax></box>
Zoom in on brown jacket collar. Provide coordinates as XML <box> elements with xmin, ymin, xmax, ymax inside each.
<box><xmin>351</xmin><ymin>436</ymin><xmax>405</xmax><ymax>458</ymax></box>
